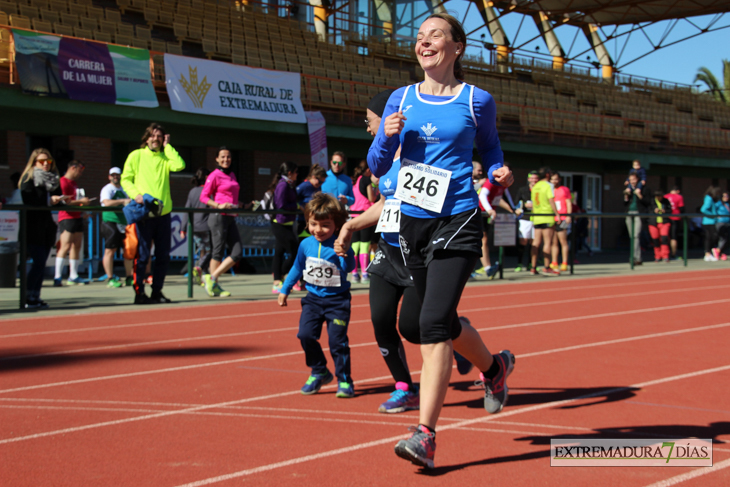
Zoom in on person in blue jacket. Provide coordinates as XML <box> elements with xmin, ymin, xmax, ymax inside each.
<box><xmin>715</xmin><ymin>190</ymin><xmax>729</xmax><ymax>259</ymax></box>
<box><xmin>278</xmin><ymin>192</ymin><xmax>356</xmax><ymax>398</ymax></box>
<box><xmin>367</xmin><ymin>13</ymin><xmax>514</xmax><ymax>469</ymax></box>
<box><xmin>700</xmin><ymin>185</ymin><xmax>721</xmax><ymax>261</ymax></box>
<box><xmin>320</xmin><ymin>151</ymin><xmax>355</xmax><ymax>206</ymax></box>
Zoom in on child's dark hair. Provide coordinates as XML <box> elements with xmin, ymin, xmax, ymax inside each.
<box><xmin>304</xmin><ymin>192</ymin><xmax>348</xmax><ymax>230</ymax></box>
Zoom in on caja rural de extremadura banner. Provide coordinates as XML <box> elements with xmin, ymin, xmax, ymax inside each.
<box><xmin>164</xmin><ymin>53</ymin><xmax>306</xmax><ymax>124</ymax></box>
<box><xmin>12</xmin><ymin>29</ymin><xmax>158</xmax><ymax>107</ymax></box>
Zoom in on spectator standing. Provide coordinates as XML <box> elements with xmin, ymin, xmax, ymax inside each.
<box><xmin>664</xmin><ymin>186</ymin><xmax>685</xmax><ymax>259</ymax></box>
<box><xmin>19</xmin><ymin>149</ymin><xmax>68</xmax><ymax>309</ymax></box>
<box><xmin>321</xmin><ymin>151</ymin><xmax>354</xmax><ymax>206</ymax></box>
<box><xmin>647</xmin><ymin>190</ymin><xmax>672</xmax><ymax>263</ymax></box>
<box><xmin>623</xmin><ymin>170</ymin><xmax>649</xmax><ymax>266</ymax></box>
<box><xmin>180</xmin><ymin>167</ymin><xmax>212</xmax><ymax>282</ymax></box>
<box><xmin>700</xmin><ymin>185</ymin><xmax>722</xmax><ymax>261</ymax></box>
<box><xmin>550</xmin><ymin>171</ymin><xmax>572</xmax><ymax>272</ymax></box>
<box><xmin>514</xmin><ymin>171</ymin><xmax>538</xmax><ymax>272</ymax></box>
<box><xmin>121</xmin><ymin>123</ymin><xmax>186</xmax><ymax>304</ymax></box>
<box><xmin>99</xmin><ymin>167</ymin><xmax>132</xmax><ymax>288</ymax></box>
<box><xmin>530</xmin><ymin>167</ymin><xmax>559</xmax><ymax>276</ymax></box>
<box><xmin>349</xmin><ymin>160</ymin><xmax>379</xmax><ymax>283</ymax></box>
<box><xmin>475</xmin><ymin>175</ymin><xmax>515</xmax><ymax>279</ymax></box>
<box><xmin>270</xmin><ymin>161</ymin><xmax>300</xmax><ymax>294</ymax></box>
<box><xmin>716</xmin><ymin>191</ymin><xmax>730</xmax><ymax>260</ymax></box>
<box><xmin>55</xmin><ymin>160</ymin><xmax>92</xmax><ymax>286</ymax></box>
<box><xmin>296</xmin><ymin>164</ymin><xmax>327</xmax><ymax>241</ymax></box>
<box><xmin>200</xmin><ymin>147</ymin><xmax>243</xmax><ymax>298</ymax></box>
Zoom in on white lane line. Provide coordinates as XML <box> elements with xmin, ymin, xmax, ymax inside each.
<box><xmin>174</xmin><ymin>364</ymin><xmax>730</xmax><ymax>487</ymax></box>
<box><xmin>5</xmin><ymin>273</ymin><xmax>728</xmax><ymax>338</ymax></box>
<box><xmin>3</xmin><ymin>324</ymin><xmax>729</xmax><ymax>449</ymax></box>
<box><xmin>4</xmin><ymin>302</ymin><xmax>729</xmax><ymax>395</ymax></box>
<box><xmin>643</xmin><ymin>457</ymin><xmax>730</xmax><ymax>487</ymax></box>
<box><xmin>7</xmin><ymin>284</ymin><xmax>729</xmax><ymax>362</ymax></box>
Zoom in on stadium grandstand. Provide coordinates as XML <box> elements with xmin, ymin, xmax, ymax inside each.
<box><xmin>1</xmin><ymin>0</ymin><xmax>730</xmax><ymax>250</ymax></box>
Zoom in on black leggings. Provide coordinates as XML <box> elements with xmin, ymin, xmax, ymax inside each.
<box><xmin>409</xmin><ymin>250</ymin><xmax>478</xmax><ymax>345</ymax></box>
<box><xmin>271</xmin><ymin>222</ymin><xmax>299</xmax><ymax>281</ymax></box>
<box><xmin>369</xmin><ymin>274</ymin><xmax>421</xmax><ymax>385</ymax></box>
<box><xmin>208</xmin><ymin>214</ymin><xmax>242</xmax><ymax>262</ymax></box>
<box><xmin>703</xmin><ymin>224</ymin><xmax>718</xmax><ymax>254</ymax></box>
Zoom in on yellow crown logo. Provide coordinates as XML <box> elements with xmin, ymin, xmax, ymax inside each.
<box><xmin>179</xmin><ymin>66</ymin><xmax>211</xmax><ymax>108</ymax></box>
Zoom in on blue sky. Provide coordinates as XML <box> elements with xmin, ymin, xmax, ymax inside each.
<box><xmin>440</xmin><ymin>3</ymin><xmax>730</xmax><ymax>89</ymax></box>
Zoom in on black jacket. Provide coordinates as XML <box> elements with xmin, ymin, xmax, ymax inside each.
<box><xmin>20</xmin><ymin>176</ymin><xmax>61</xmax><ymax>247</ymax></box>
<box><xmin>646</xmin><ymin>196</ymin><xmax>673</xmax><ymax>226</ymax></box>
<box><xmin>622</xmin><ymin>185</ymin><xmax>651</xmax><ymax>214</ymax></box>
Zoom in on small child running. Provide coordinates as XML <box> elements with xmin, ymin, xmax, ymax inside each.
<box><xmin>278</xmin><ymin>192</ymin><xmax>357</xmax><ymax>398</ymax></box>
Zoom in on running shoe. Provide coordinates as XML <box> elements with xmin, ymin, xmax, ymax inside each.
<box><xmin>472</xmin><ymin>266</ymin><xmax>487</xmax><ymax>276</ymax></box>
<box><xmin>559</xmin><ymin>263</ymin><xmax>569</xmax><ymax>272</ymax></box>
<box><xmin>336</xmin><ymin>381</ymin><xmax>355</xmax><ymax>398</ymax></box>
<box><xmin>351</xmin><ymin>273</ymin><xmax>361</xmax><ymax>283</ymax></box>
<box><xmin>107</xmin><ymin>276</ymin><xmax>123</xmax><ymax>288</ymax></box>
<box><xmin>150</xmin><ymin>291</ymin><xmax>172</xmax><ymax>304</ymax></box>
<box><xmin>66</xmin><ymin>277</ymin><xmax>89</xmax><ymax>285</ymax></box>
<box><xmin>301</xmin><ymin>370</ymin><xmax>334</xmax><ymax>395</ymax></box>
<box><xmin>454</xmin><ymin>350</ymin><xmax>473</xmax><ymax>375</ymax></box>
<box><xmin>486</xmin><ymin>263</ymin><xmax>499</xmax><ymax>280</ymax></box>
<box><xmin>134</xmin><ymin>293</ymin><xmax>153</xmax><ymax>305</ymax></box>
<box><xmin>213</xmin><ymin>281</ymin><xmax>230</xmax><ymax>297</ymax></box>
<box><xmin>360</xmin><ymin>273</ymin><xmax>370</xmax><ymax>284</ymax></box>
<box><xmin>721</xmin><ymin>254</ymin><xmax>728</xmax><ymax>261</ymax></box>
<box><xmin>204</xmin><ymin>274</ymin><xmax>217</xmax><ymax>297</ymax></box>
<box><xmin>395</xmin><ymin>425</ymin><xmax>436</xmax><ymax>469</ymax></box>
<box><xmin>712</xmin><ymin>248</ymin><xmax>721</xmax><ymax>260</ymax></box>
<box><xmin>549</xmin><ymin>262</ymin><xmax>559</xmax><ymax>271</ymax></box>
<box><xmin>530</xmin><ymin>269</ymin><xmax>539</xmax><ymax>276</ymax></box>
<box><xmin>53</xmin><ymin>278</ymin><xmax>63</xmax><ymax>287</ymax></box>
<box><xmin>540</xmin><ymin>267</ymin><xmax>560</xmax><ymax>277</ymax></box>
<box><xmin>513</xmin><ymin>265</ymin><xmax>524</xmax><ymax>273</ymax></box>
<box><xmin>192</xmin><ymin>266</ymin><xmax>202</xmax><ymax>286</ymax></box>
<box><xmin>378</xmin><ymin>382</ymin><xmax>419</xmax><ymax>413</ymax></box>
<box><xmin>24</xmin><ymin>299</ymin><xmax>49</xmax><ymax>310</ymax></box>
<box><xmin>272</xmin><ymin>282</ymin><xmax>283</xmax><ymax>294</ymax></box>
<box><xmin>292</xmin><ymin>282</ymin><xmax>303</xmax><ymax>292</ymax></box>
<box><xmin>125</xmin><ymin>276</ymin><xmax>134</xmax><ymax>287</ymax></box>
<box><xmin>704</xmin><ymin>255</ymin><xmax>718</xmax><ymax>262</ymax></box>
<box><xmin>476</xmin><ymin>350</ymin><xmax>516</xmax><ymax>414</ymax></box>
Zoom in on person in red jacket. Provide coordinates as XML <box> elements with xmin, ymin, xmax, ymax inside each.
<box><xmin>55</xmin><ymin>160</ymin><xmax>92</xmax><ymax>286</ymax></box>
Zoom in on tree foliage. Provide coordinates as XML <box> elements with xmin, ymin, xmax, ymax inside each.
<box><xmin>694</xmin><ymin>60</ymin><xmax>730</xmax><ymax>104</ymax></box>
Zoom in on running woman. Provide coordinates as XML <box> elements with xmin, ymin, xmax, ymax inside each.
<box><xmin>200</xmin><ymin>147</ymin><xmax>243</xmax><ymax>297</ymax></box>
<box><xmin>367</xmin><ymin>13</ymin><xmax>515</xmax><ymax>468</ymax></box>
<box><xmin>349</xmin><ymin>160</ymin><xmax>379</xmax><ymax>283</ymax></box>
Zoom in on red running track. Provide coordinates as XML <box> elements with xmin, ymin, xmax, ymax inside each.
<box><xmin>1</xmin><ymin>269</ymin><xmax>729</xmax><ymax>486</ymax></box>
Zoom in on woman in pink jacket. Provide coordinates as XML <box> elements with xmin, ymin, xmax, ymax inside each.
<box><xmin>200</xmin><ymin>147</ymin><xmax>242</xmax><ymax>297</ymax></box>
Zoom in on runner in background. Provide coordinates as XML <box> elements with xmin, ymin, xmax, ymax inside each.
<box><xmin>55</xmin><ymin>160</ymin><xmax>92</xmax><ymax>286</ymax></box>
<box><xmin>550</xmin><ymin>171</ymin><xmax>572</xmax><ymax>272</ymax></box>
<box><xmin>180</xmin><ymin>167</ymin><xmax>212</xmax><ymax>284</ymax></box>
<box><xmin>349</xmin><ymin>160</ymin><xmax>379</xmax><ymax>283</ymax></box>
<box><xmin>99</xmin><ymin>167</ymin><xmax>132</xmax><ymax>288</ymax></box>
<box><xmin>514</xmin><ymin>171</ymin><xmax>538</xmax><ymax>272</ymax></box>
<box><xmin>530</xmin><ymin>167</ymin><xmax>559</xmax><ymax>276</ymax></box>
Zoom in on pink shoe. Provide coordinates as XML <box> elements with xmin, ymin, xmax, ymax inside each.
<box><xmin>293</xmin><ymin>282</ymin><xmax>303</xmax><ymax>292</ymax></box>
<box><xmin>721</xmin><ymin>254</ymin><xmax>728</xmax><ymax>261</ymax></box>
<box><xmin>712</xmin><ymin>248</ymin><xmax>721</xmax><ymax>260</ymax></box>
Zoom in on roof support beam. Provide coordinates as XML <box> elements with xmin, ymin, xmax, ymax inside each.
<box><xmin>531</xmin><ymin>11</ymin><xmax>566</xmax><ymax>70</ymax></box>
<box><xmin>473</xmin><ymin>1</ymin><xmax>511</xmax><ymax>69</ymax></box>
<box><xmin>372</xmin><ymin>0</ymin><xmax>393</xmax><ymax>37</ymax></box>
<box><xmin>308</xmin><ymin>0</ymin><xmax>332</xmax><ymax>42</ymax></box>
<box><xmin>582</xmin><ymin>23</ymin><xmax>615</xmax><ymax>79</ymax></box>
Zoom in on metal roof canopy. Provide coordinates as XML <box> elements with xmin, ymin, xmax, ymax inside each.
<box><xmin>492</xmin><ymin>0</ymin><xmax>730</xmax><ymax>26</ymax></box>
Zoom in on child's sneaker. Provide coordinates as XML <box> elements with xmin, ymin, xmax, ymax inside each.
<box><xmin>379</xmin><ymin>382</ymin><xmax>419</xmax><ymax>413</ymax></box>
<box><xmin>301</xmin><ymin>370</ymin><xmax>334</xmax><ymax>395</ymax></box>
<box><xmin>394</xmin><ymin>425</ymin><xmax>436</xmax><ymax>469</ymax></box>
<box><xmin>476</xmin><ymin>350</ymin><xmax>516</xmax><ymax>414</ymax></box>
<box><xmin>204</xmin><ymin>274</ymin><xmax>217</xmax><ymax>297</ymax></box>
<box><xmin>107</xmin><ymin>276</ymin><xmax>123</xmax><ymax>288</ymax></box>
<box><xmin>335</xmin><ymin>381</ymin><xmax>355</xmax><ymax>398</ymax></box>
<box><xmin>272</xmin><ymin>282</ymin><xmax>283</xmax><ymax>294</ymax></box>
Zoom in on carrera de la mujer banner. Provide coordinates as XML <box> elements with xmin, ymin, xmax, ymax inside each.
<box><xmin>12</xmin><ymin>29</ymin><xmax>158</xmax><ymax>107</ymax></box>
<box><xmin>164</xmin><ymin>53</ymin><xmax>306</xmax><ymax>123</ymax></box>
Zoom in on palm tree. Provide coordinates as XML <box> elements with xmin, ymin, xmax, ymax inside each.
<box><xmin>695</xmin><ymin>60</ymin><xmax>730</xmax><ymax>104</ymax></box>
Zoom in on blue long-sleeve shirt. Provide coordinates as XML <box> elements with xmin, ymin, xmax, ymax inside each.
<box><xmin>280</xmin><ymin>235</ymin><xmax>356</xmax><ymax>297</ymax></box>
<box><xmin>701</xmin><ymin>194</ymin><xmax>717</xmax><ymax>226</ymax></box>
<box><xmin>321</xmin><ymin>170</ymin><xmax>355</xmax><ymax>206</ymax></box>
<box><xmin>367</xmin><ymin>83</ymin><xmax>504</xmax><ymax>218</ymax></box>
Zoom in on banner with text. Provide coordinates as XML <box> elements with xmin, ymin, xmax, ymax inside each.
<box><xmin>164</xmin><ymin>54</ymin><xmax>306</xmax><ymax>124</ymax></box>
<box><xmin>12</xmin><ymin>29</ymin><xmax>158</xmax><ymax>107</ymax></box>
<box><xmin>305</xmin><ymin>111</ymin><xmax>328</xmax><ymax>169</ymax></box>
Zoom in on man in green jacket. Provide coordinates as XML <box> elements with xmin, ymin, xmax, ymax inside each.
<box><xmin>121</xmin><ymin>123</ymin><xmax>186</xmax><ymax>304</ymax></box>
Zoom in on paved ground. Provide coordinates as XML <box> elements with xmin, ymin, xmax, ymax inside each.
<box><xmin>1</xmin><ymin>250</ymin><xmax>725</xmax><ymax>320</ymax></box>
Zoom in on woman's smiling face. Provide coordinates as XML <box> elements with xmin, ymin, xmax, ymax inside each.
<box><xmin>415</xmin><ymin>18</ymin><xmax>462</xmax><ymax>74</ymax></box>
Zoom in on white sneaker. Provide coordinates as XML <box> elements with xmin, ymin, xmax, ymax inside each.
<box><xmin>704</xmin><ymin>255</ymin><xmax>718</xmax><ymax>262</ymax></box>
